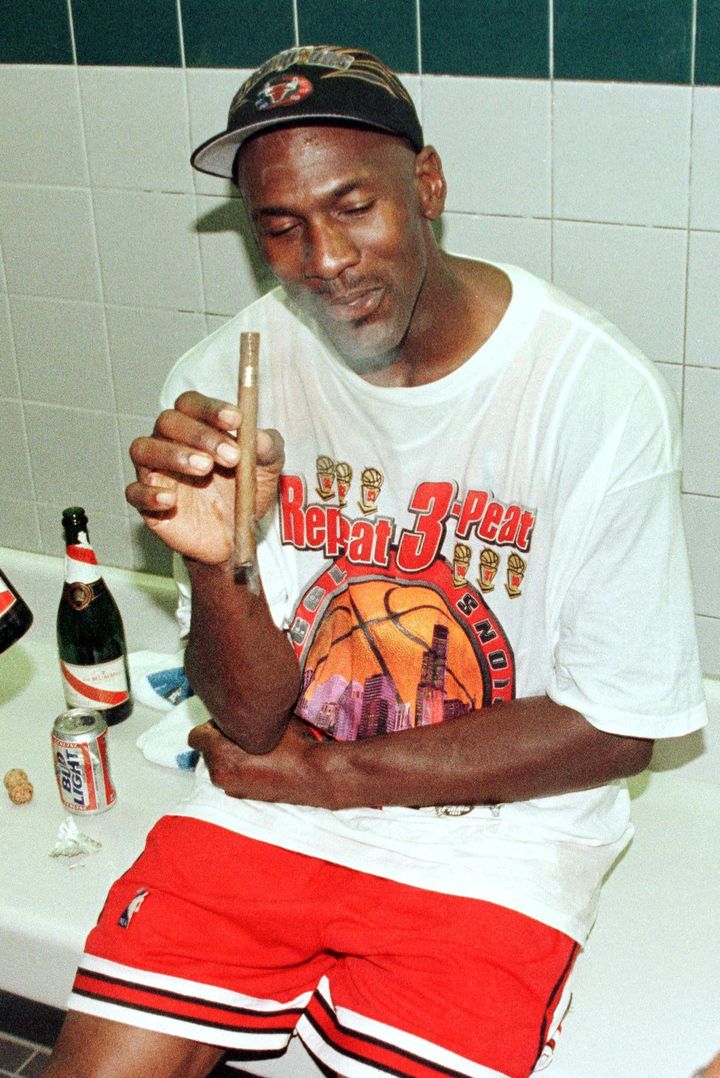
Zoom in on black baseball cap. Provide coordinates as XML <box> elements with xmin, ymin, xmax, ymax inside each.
<box><xmin>191</xmin><ymin>45</ymin><xmax>424</xmax><ymax>181</ymax></box>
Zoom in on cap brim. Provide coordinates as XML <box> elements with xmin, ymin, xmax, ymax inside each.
<box><xmin>191</xmin><ymin>112</ymin><xmax>412</xmax><ymax>180</ymax></box>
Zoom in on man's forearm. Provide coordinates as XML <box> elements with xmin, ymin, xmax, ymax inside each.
<box><xmin>183</xmin><ymin>558</ymin><xmax>300</xmax><ymax>753</ymax></box>
<box><xmin>191</xmin><ymin>695</ymin><xmax>654</xmax><ymax>808</ymax></box>
<box><xmin>308</xmin><ymin>695</ymin><xmax>653</xmax><ymax>808</ymax></box>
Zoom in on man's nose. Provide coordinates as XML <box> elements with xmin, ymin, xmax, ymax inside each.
<box><xmin>303</xmin><ymin>220</ymin><xmax>360</xmax><ymax>279</ymax></box>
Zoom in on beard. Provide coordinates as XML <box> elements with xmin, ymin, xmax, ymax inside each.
<box><xmin>283</xmin><ymin>271</ymin><xmax>424</xmax><ymax>372</ymax></box>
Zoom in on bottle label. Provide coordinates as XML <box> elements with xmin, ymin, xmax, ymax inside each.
<box><xmin>67</xmin><ymin>582</ymin><xmax>95</xmax><ymax>611</ymax></box>
<box><xmin>64</xmin><ymin>536</ymin><xmax>101</xmax><ymax>586</ymax></box>
<box><xmin>0</xmin><ymin>588</ymin><xmax>16</xmax><ymax>618</ymax></box>
<box><xmin>61</xmin><ymin>658</ymin><xmax>129</xmax><ymax>710</ymax></box>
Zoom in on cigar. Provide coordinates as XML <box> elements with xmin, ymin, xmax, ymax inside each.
<box><xmin>233</xmin><ymin>332</ymin><xmax>260</xmax><ymax>593</ymax></box>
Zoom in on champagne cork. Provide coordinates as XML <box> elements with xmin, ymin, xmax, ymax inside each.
<box><xmin>4</xmin><ymin>768</ymin><xmax>33</xmax><ymax>804</ymax></box>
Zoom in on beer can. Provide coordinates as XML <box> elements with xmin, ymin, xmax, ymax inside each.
<box><xmin>52</xmin><ymin>707</ymin><xmax>116</xmax><ymax>814</ymax></box>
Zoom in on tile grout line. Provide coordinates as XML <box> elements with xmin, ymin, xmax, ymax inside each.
<box><xmin>415</xmin><ymin>0</ymin><xmax>423</xmax><ymax>76</ymax></box>
<box><xmin>175</xmin><ymin>0</ymin><xmax>212</xmax><ymax>344</ymax></box>
<box><xmin>548</xmin><ymin>0</ymin><xmax>555</xmax><ymax>282</ymax></box>
<box><xmin>175</xmin><ymin>0</ymin><xmax>187</xmax><ymax>69</ymax></box>
<box><xmin>66</xmin><ymin>59</ymin><xmax>128</xmax><ymax>558</ymax></box>
<box><xmin>680</xmin><ymin>0</ymin><xmax>699</xmax><ymax>431</ymax></box>
<box><xmin>64</xmin><ymin>0</ymin><xmax>78</xmax><ymax>65</ymax></box>
<box><xmin>0</xmin><ymin>199</ymin><xmax>43</xmax><ymax>548</ymax></box>
<box><xmin>172</xmin><ymin>0</ymin><xmax>211</xmax><ymax>558</ymax></box>
<box><xmin>292</xmin><ymin>0</ymin><xmax>300</xmax><ymax>46</ymax></box>
<box><xmin>415</xmin><ymin>0</ymin><xmax>425</xmax><ymax>131</ymax></box>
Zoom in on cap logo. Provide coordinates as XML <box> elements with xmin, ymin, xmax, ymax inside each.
<box><xmin>256</xmin><ymin>74</ymin><xmax>313</xmax><ymax>111</ymax></box>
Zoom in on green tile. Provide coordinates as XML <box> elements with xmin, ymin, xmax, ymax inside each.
<box><xmin>297</xmin><ymin>0</ymin><xmax>418</xmax><ymax>73</ymax></box>
<box><xmin>182</xmin><ymin>0</ymin><xmax>295</xmax><ymax>68</ymax></box>
<box><xmin>696</xmin><ymin>0</ymin><xmax>720</xmax><ymax>85</ymax></box>
<box><xmin>1</xmin><ymin>0</ymin><xmax>73</xmax><ymax>64</ymax></box>
<box><xmin>554</xmin><ymin>0</ymin><xmax>692</xmax><ymax>84</ymax></box>
<box><xmin>420</xmin><ymin>0</ymin><xmax>549</xmax><ymax>77</ymax></box>
<box><xmin>72</xmin><ymin>0</ymin><xmax>181</xmax><ymax>66</ymax></box>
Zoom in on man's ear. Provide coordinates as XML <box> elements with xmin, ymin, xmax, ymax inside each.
<box><xmin>414</xmin><ymin>146</ymin><xmax>447</xmax><ymax>221</ymax></box>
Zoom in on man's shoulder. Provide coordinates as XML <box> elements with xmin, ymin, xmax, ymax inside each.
<box><xmin>489</xmin><ymin>265</ymin><xmax>680</xmax><ymax>471</ymax></box>
<box><xmin>538</xmin><ymin>277</ymin><xmax>650</xmax><ymax>373</ymax></box>
<box><xmin>526</xmin><ymin>274</ymin><xmax>674</xmax><ymax>413</ymax></box>
<box><xmin>524</xmin><ymin>277</ymin><xmax>682</xmax><ymax>474</ymax></box>
<box><xmin>480</xmin><ymin>259</ymin><xmax>652</xmax><ymax>380</ymax></box>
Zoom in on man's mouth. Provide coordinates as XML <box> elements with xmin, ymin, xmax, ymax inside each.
<box><xmin>323</xmin><ymin>287</ymin><xmax>385</xmax><ymax>323</ymax></box>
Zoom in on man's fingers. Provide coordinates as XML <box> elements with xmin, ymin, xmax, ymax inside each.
<box><xmin>256</xmin><ymin>427</ymin><xmax>285</xmax><ymax>469</ymax></box>
<box><xmin>126</xmin><ymin>392</ymin><xmax>283</xmax><ymax>525</ymax></box>
<box><xmin>188</xmin><ymin>720</ymin><xmax>224</xmax><ymax>752</ymax></box>
<box><xmin>187</xmin><ymin>722</ymin><xmax>242</xmax><ymax>792</ymax></box>
<box><xmin>132</xmin><ymin>435</ymin><xmax>212</xmax><ymax>476</ymax></box>
<box><xmin>130</xmin><ymin>427</ymin><xmax>282</xmax><ymax>479</ymax></box>
<box><xmin>150</xmin><ymin>411</ymin><xmax>241</xmax><ymax>469</ymax></box>
<box><xmin>125</xmin><ymin>477</ymin><xmax>176</xmax><ymax>514</ymax></box>
<box><xmin>174</xmin><ymin>391</ymin><xmax>241</xmax><ymax>430</ymax></box>
<box><xmin>130</xmin><ymin>433</ymin><xmax>226</xmax><ymax>478</ymax></box>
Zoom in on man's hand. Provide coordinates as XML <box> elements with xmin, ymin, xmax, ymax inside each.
<box><xmin>137</xmin><ymin>394</ymin><xmax>296</xmax><ymax>754</ymax></box>
<box><xmin>126</xmin><ymin>391</ymin><xmax>284</xmax><ymax>564</ymax></box>
<box><xmin>188</xmin><ymin>718</ymin><xmax>329</xmax><ymax>804</ymax></box>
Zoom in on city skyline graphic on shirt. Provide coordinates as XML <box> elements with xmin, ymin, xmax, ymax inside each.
<box><xmin>297</xmin><ymin>620</ymin><xmax>477</xmax><ymax>740</ymax></box>
<box><xmin>294</xmin><ymin>574</ymin><xmax>490</xmax><ymax>740</ymax></box>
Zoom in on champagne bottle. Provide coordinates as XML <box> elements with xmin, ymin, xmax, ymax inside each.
<box><xmin>57</xmin><ymin>506</ymin><xmax>133</xmax><ymax>725</ymax></box>
<box><xmin>0</xmin><ymin>568</ymin><xmax>33</xmax><ymax>655</ymax></box>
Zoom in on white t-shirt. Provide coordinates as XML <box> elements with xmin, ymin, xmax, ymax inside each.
<box><xmin>163</xmin><ymin>261</ymin><xmax>707</xmax><ymax>943</ymax></box>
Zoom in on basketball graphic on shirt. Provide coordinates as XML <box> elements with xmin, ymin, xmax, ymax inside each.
<box><xmin>290</xmin><ymin>550</ymin><xmax>514</xmax><ymax>740</ymax></box>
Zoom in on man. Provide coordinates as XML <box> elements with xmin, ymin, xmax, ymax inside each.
<box><xmin>45</xmin><ymin>46</ymin><xmax>706</xmax><ymax>1078</ymax></box>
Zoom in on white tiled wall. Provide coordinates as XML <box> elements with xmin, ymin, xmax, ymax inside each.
<box><xmin>552</xmin><ymin>82</ymin><xmax>692</xmax><ymax>228</ymax></box>
<box><xmin>1</xmin><ymin>65</ymin><xmax>718</xmax><ymax>673</ymax></box>
<box><xmin>423</xmin><ymin>78</ymin><xmax>552</xmax><ymax>217</ymax></box>
<box><xmin>686</xmin><ymin>230</ymin><xmax>720</xmax><ymax>365</ymax></box>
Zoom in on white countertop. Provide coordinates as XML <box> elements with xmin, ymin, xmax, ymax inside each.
<box><xmin>0</xmin><ymin>548</ymin><xmax>193</xmax><ymax>1007</ymax></box>
<box><xmin>0</xmin><ymin>548</ymin><xmax>718</xmax><ymax>1077</ymax></box>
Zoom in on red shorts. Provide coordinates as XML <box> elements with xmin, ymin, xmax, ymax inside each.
<box><xmin>70</xmin><ymin>817</ymin><xmax>577</xmax><ymax>1078</ymax></box>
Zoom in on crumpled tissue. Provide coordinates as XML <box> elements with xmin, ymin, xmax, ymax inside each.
<box><xmin>50</xmin><ymin>816</ymin><xmax>102</xmax><ymax>858</ymax></box>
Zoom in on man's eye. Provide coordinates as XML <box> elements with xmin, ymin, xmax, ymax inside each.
<box><xmin>344</xmin><ymin>200</ymin><xmax>375</xmax><ymax>216</ymax></box>
<box><xmin>263</xmin><ymin>222</ymin><xmax>298</xmax><ymax>237</ymax></box>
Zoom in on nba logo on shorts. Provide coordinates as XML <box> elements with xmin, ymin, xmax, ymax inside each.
<box><xmin>118</xmin><ymin>889</ymin><xmax>149</xmax><ymax>928</ymax></box>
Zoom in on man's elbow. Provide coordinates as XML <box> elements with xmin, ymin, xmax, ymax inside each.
<box><xmin>184</xmin><ymin>650</ymin><xmax>299</xmax><ymax>754</ymax></box>
<box><xmin>228</xmin><ymin>716</ymin><xmax>290</xmax><ymax>755</ymax></box>
<box><xmin>614</xmin><ymin>733</ymin><xmax>654</xmax><ymax>777</ymax></box>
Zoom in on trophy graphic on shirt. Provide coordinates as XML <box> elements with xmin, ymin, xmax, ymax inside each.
<box><xmin>451</xmin><ymin>543</ymin><xmax>472</xmax><ymax>586</ymax></box>
<box><xmin>505</xmin><ymin>553</ymin><xmax>526</xmax><ymax>598</ymax></box>
<box><xmin>357</xmin><ymin>467</ymin><xmax>383</xmax><ymax>514</ymax></box>
<box><xmin>477</xmin><ymin>548</ymin><xmax>500</xmax><ymax>592</ymax></box>
<box><xmin>315</xmin><ymin>455</ymin><xmax>336</xmax><ymax>500</ymax></box>
<box><xmin>335</xmin><ymin>461</ymin><xmax>353</xmax><ymax>507</ymax></box>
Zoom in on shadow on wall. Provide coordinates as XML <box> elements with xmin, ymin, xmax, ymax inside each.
<box><xmin>130</xmin><ymin>520</ymin><xmax>174</xmax><ymax>578</ymax></box>
<box><xmin>193</xmin><ymin>195</ymin><xmax>277</xmax><ymax>296</ymax></box>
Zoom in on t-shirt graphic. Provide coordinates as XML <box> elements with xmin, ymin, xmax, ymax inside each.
<box><xmin>288</xmin><ymin>548</ymin><xmax>515</xmax><ymax>741</ymax></box>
